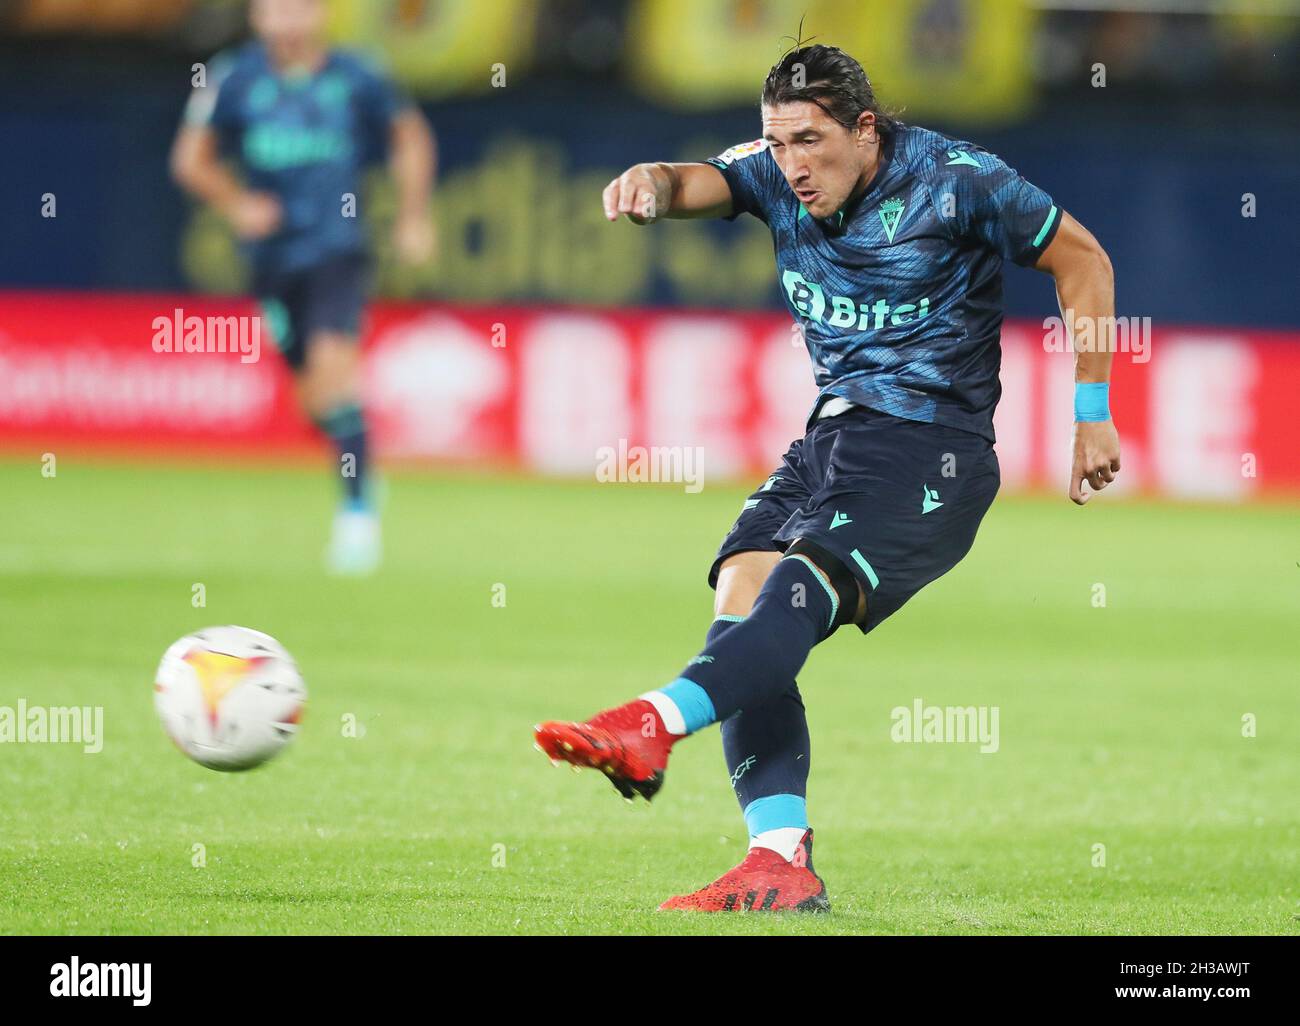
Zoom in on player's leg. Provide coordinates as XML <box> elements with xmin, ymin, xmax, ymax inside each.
<box><xmin>298</xmin><ymin>328</ymin><xmax>368</xmax><ymax>501</ymax></box>
<box><xmin>651</xmin><ymin>550</ymin><xmax>828</xmax><ymax>911</ymax></box>
<box><xmin>714</xmin><ymin>551</ymin><xmax>813</xmax><ymax>859</ymax></box>
<box><xmin>537</xmin><ymin>408</ymin><xmax>994</xmax><ymax>790</ymax></box>
<box><xmin>295</xmin><ymin>253</ymin><xmax>378</xmax><ymax>574</ymax></box>
<box><xmin>534</xmin><ymin>454</ymin><xmax>811</xmax><ymax>803</ymax></box>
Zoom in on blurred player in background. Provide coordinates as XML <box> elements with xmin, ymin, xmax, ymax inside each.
<box><xmin>170</xmin><ymin>0</ymin><xmax>436</xmax><ymax>574</ymax></box>
<box><xmin>536</xmin><ymin>44</ymin><xmax>1121</xmax><ymax>911</ymax></box>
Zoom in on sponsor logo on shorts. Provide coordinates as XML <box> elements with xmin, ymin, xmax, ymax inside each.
<box><xmin>922</xmin><ymin>485</ymin><xmax>944</xmax><ymax>514</ymax></box>
<box><xmin>830</xmin><ymin>511</ymin><xmax>852</xmax><ymax>530</ymax></box>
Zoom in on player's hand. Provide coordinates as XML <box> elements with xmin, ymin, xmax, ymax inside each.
<box><xmin>227</xmin><ymin>191</ymin><xmax>282</xmax><ymax>240</ymax></box>
<box><xmin>602</xmin><ymin>163</ymin><xmax>672</xmax><ymax>225</ymax></box>
<box><xmin>1069</xmin><ymin>419</ymin><xmax>1121</xmax><ymax>505</ymax></box>
<box><xmin>393</xmin><ymin>212</ymin><xmax>436</xmax><ymax>266</ymax></box>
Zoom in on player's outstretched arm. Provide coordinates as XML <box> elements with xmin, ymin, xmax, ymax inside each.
<box><xmin>1035</xmin><ymin>211</ymin><xmax>1122</xmax><ymax>506</ymax></box>
<box><xmin>602</xmin><ymin>162</ymin><xmax>733</xmax><ymax>224</ymax></box>
<box><xmin>388</xmin><ymin>108</ymin><xmax>437</xmax><ymax>265</ymax></box>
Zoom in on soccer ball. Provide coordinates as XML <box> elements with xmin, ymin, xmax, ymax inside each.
<box><xmin>153</xmin><ymin>626</ymin><xmax>306</xmax><ymax>771</ymax></box>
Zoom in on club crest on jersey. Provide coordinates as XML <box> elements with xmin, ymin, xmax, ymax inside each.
<box><xmin>782</xmin><ymin>270</ymin><xmax>929</xmax><ymax>332</ymax></box>
<box><xmin>878</xmin><ymin>197</ymin><xmax>906</xmax><ymax>243</ymax></box>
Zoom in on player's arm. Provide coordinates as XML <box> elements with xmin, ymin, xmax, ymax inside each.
<box><xmin>388</xmin><ymin>107</ymin><xmax>437</xmax><ymax>264</ymax></box>
<box><xmin>1035</xmin><ymin>210</ymin><xmax>1122</xmax><ymax>506</ymax></box>
<box><xmin>169</xmin><ymin>123</ymin><xmax>280</xmax><ymax>239</ymax></box>
<box><xmin>602</xmin><ymin>162</ymin><xmax>733</xmax><ymax>224</ymax></box>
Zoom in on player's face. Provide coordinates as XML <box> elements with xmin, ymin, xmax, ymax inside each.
<box><xmin>251</xmin><ymin>0</ymin><xmax>327</xmax><ymax>57</ymax></box>
<box><xmin>762</xmin><ymin>101</ymin><xmax>875</xmax><ymax>219</ymax></box>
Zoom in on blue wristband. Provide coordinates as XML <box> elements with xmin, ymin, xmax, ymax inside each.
<box><xmin>1074</xmin><ymin>382</ymin><xmax>1110</xmax><ymax>422</ymax></box>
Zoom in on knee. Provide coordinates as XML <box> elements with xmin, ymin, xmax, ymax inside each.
<box><xmin>783</xmin><ymin>539</ymin><xmax>867</xmax><ymax>630</ymax></box>
<box><xmin>300</xmin><ymin>335</ymin><xmax>361</xmax><ymax>417</ymax></box>
<box><xmin>713</xmin><ymin>550</ymin><xmax>781</xmax><ymax>618</ymax></box>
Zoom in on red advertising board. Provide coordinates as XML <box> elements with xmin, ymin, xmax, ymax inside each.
<box><xmin>1</xmin><ymin>291</ymin><xmax>1297</xmax><ymax>498</ymax></box>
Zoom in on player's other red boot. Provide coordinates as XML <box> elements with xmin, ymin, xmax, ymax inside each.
<box><xmin>534</xmin><ymin>699</ymin><xmax>678</xmax><ymax>802</ymax></box>
<box><xmin>658</xmin><ymin>829</ymin><xmax>830</xmax><ymax>912</ymax></box>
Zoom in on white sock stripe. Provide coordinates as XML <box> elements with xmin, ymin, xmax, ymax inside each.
<box><xmin>749</xmin><ymin>827</ymin><xmax>809</xmax><ymax>863</ymax></box>
<box><xmin>638</xmin><ymin>690</ymin><xmax>687</xmax><ymax>736</ymax></box>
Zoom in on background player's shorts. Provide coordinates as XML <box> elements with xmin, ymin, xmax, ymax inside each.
<box><xmin>253</xmin><ymin>250</ymin><xmax>371</xmax><ymax>371</ymax></box>
<box><xmin>710</xmin><ymin>405</ymin><xmax>1000</xmax><ymax>635</ymax></box>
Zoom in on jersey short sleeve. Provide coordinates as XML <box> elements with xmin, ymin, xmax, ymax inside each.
<box><xmin>938</xmin><ymin>147</ymin><xmax>1061</xmax><ymax>266</ymax></box>
<box><xmin>344</xmin><ymin>52</ymin><xmax>413</xmax><ymax>165</ymax></box>
<box><xmin>705</xmin><ymin>140</ymin><xmax>787</xmax><ymax>223</ymax></box>
<box><xmin>349</xmin><ymin>53</ymin><xmax>411</xmax><ymax>129</ymax></box>
<box><xmin>183</xmin><ymin>51</ymin><xmax>242</xmax><ymax>138</ymax></box>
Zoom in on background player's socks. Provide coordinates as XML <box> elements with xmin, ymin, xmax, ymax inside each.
<box><xmin>744</xmin><ymin>795</ymin><xmax>809</xmax><ymax>862</ymax></box>
<box><xmin>640</xmin><ymin>677</ymin><xmax>715</xmax><ymax>736</ymax></box>
<box><xmin>318</xmin><ymin>402</ymin><xmax>380</xmax><ymax>574</ymax></box>
<box><xmin>316</xmin><ymin>402</ymin><xmax>371</xmax><ymax>507</ymax></box>
<box><xmin>672</xmin><ymin>556</ymin><xmax>836</xmax><ymax>721</ymax></box>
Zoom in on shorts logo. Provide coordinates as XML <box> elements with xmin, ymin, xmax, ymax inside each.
<box><xmin>922</xmin><ymin>485</ymin><xmax>944</xmax><ymax>514</ymax></box>
<box><xmin>830</xmin><ymin>511</ymin><xmax>852</xmax><ymax>530</ymax></box>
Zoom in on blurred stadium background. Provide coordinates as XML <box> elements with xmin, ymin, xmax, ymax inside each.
<box><xmin>2</xmin><ymin>1</ymin><xmax>1298</xmax><ymax>935</ymax></box>
<box><xmin>1</xmin><ymin>0</ymin><xmax>1298</xmax><ymax>494</ymax></box>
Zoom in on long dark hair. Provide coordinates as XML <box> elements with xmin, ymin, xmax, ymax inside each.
<box><xmin>761</xmin><ymin>43</ymin><xmax>900</xmax><ymax>140</ymax></box>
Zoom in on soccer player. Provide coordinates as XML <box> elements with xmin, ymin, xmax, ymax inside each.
<box><xmin>535</xmin><ymin>45</ymin><xmax>1121</xmax><ymax>912</ymax></box>
<box><xmin>170</xmin><ymin>0</ymin><xmax>436</xmax><ymax>574</ymax></box>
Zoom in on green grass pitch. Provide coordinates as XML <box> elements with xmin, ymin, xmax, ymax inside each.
<box><xmin>1</xmin><ymin>456</ymin><xmax>1296</xmax><ymax>935</ymax></box>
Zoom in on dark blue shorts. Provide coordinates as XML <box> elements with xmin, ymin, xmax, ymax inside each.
<box><xmin>252</xmin><ymin>251</ymin><xmax>370</xmax><ymax>371</ymax></box>
<box><xmin>710</xmin><ymin>405</ymin><xmax>1000</xmax><ymax>635</ymax></box>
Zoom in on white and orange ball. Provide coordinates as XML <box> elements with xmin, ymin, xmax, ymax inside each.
<box><xmin>154</xmin><ymin>626</ymin><xmax>306</xmax><ymax>771</ymax></box>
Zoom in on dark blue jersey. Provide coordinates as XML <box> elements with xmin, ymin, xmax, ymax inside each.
<box><xmin>707</xmin><ymin>124</ymin><xmax>1061</xmax><ymax>441</ymax></box>
<box><xmin>184</xmin><ymin>42</ymin><xmax>410</xmax><ymax>273</ymax></box>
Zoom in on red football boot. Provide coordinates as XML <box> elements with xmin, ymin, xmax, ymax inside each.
<box><xmin>659</xmin><ymin>829</ymin><xmax>830</xmax><ymax>912</ymax></box>
<box><xmin>534</xmin><ymin>699</ymin><xmax>678</xmax><ymax>802</ymax></box>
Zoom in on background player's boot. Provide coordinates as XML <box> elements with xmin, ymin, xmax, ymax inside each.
<box><xmin>534</xmin><ymin>699</ymin><xmax>677</xmax><ymax>802</ymax></box>
<box><xmin>327</xmin><ymin>500</ymin><xmax>381</xmax><ymax>575</ymax></box>
<box><xmin>659</xmin><ymin>828</ymin><xmax>829</xmax><ymax>912</ymax></box>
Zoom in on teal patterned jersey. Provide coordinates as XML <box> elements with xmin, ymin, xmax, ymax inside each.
<box><xmin>707</xmin><ymin>124</ymin><xmax>1061</xmax><ymax>441</ymax></box>
<box><xmin>185</xmin><ymin>42</ymin><xmax>409</xmax><ymax>273</ymax></box>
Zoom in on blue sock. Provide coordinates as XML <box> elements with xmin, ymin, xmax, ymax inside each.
<box><xmin>710</xmin><ymin>614</ymin><xmax>812</xmax><ymax>832</ymax></box>
<box><xmin>744</xmin><ymin>794</ymin><xmax>809</xmax><ymax>837</ymax></box>
<box><xmin>672</xmin><ymin>557</ymin><xmax>837</xmax><ymax>722</ymax></box>
<box><xmin>316</xmin><ymin>403</ymin><xmax>369</xmax><ymax>507</ymax></box>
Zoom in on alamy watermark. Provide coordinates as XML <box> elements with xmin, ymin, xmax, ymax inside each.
<box><xmin>1043</xmin><ymin>309</ymin><xmax>1151</xmax><ymax>364</ymax></box>
<box><xmin>151</xmin><ymin>308</ymin><xmax>261</xmax><ymax>364</ymax></box>
<box><xmin>50</xmin><ymin>958</ymin><xmax>150</xmax><ymax>1006</ymax></box>
<box><xmin>595</xmin><ymin>439</ymin><xmax>704</xmax><ymax>493</ymax></box>
<box><xmin>0</xmin><ymin>700</ymin><xmax>103</xmax><ymax>753</ymax></box>
<box><xmin>891</xmin><ymin>698</ymin><xmax>999</xmax><ymax>754</ymax></box>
